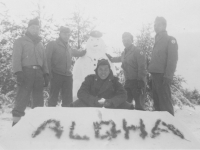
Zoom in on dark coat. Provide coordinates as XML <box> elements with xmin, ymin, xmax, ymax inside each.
<box><xmin>77</xmin><ymin>73</ymin><xmax>127</xmax><ymax>108</ymax></box>
<box><xmin>121</xmin><ymin>45</ymin><xmax>146</xmax><ymax>81</ymax></box>
<box><xmin>46</xmin><ymin>38</ymin><xmax>85</xmax><ymax>76</ymax></box>
<box><xmin>110</xmin><ymin>45</ymin><xmax>146</xmax><ymax>81</ymax></box>
<box><xmin>148</xmin><ymin>31</ymin><xmax>178</xmax><ymax>80</ymax></box>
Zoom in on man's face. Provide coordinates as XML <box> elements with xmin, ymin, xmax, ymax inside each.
<box><xmin>154</xmin><ymin>20</ymin><xmax>165</xmax><ymax>34</ymax></box>
<box><xmin>27</xmin><ymin>25</ymin><xmax>40</xmax><ymax>36</ymax></box>
<box><xmin>122</xmin><ymin>36</ymin><xmax>132</xmax><ymax>48</ymax></box>
<box><xmin>97</xmin><ymin>65</ymin><xmax>110</xmax><ymax>80</ymax></box>
<box><xmin>60</xmin><ymin>31</ymin><xmax>71</xmax><ymax>43</ymax></box>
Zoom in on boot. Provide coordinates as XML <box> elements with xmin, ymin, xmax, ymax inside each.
<box><xmin>12</xmin><ymin>116</ymin><xmax>21</xmax><ymax>127</ymax></box>
<box><xmin>12</xmin><ymin>122</ymin><xmax>17</xmax><ymax>126</ymax></box>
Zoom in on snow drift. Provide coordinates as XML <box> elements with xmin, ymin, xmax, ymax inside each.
<box><xmin>0</xmin><ymin>107</ymin><xmax>200</xmax><ymax>150</ymax></box>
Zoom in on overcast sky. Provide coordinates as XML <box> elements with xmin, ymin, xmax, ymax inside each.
<box><xmin>1</xmin><ymin>0</ymin><xmax>200</xmax><ymax>90</ymax></box>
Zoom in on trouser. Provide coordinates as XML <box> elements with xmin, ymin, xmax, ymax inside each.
<box><xmin>48</xmin><ymin>72</ymin><xmax>73</xmax><ymax>107</ymax></box>
<box><xmin>12</xmin><ymin>67</ymin><xmax>44</xmax><ymax>117</ymax></box>
<box><xmin>124</xmin><ymin>79</ymin><xmax>144</xmax><ymax>110</ymax></box>
<box><xmin>151</xmin><ymin>73</ymin><xmax>174</xmax><ymax>116</ymax></box>
<box><xmin>70</xmin><ymin>99</ymin><xmax>133</xmax><ymax>110</ymax></box>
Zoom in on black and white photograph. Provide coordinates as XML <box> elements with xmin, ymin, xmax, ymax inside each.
<box><xmin>0</xmin><ymin>0</ymin><xmax>200</xmax><ymax>149</ymax></box>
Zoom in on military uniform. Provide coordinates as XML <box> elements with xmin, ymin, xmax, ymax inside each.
<box><xmin>148</xmin><ymin>31</ymin><xmax>178</xmax><ymax>115</ymax></box>
<box><xmin>46</xmin><ymin>38</ymin><xmax>85</xmax><ymax>107</ymax></box>
<box><xmin>71</xmin><ymin>73</ymin><xmax>132</xmax><ymax>109</ymax></box>
<box><xmin>12</xmin><ymin>33</ymin><xmax>48</xmax><ymax>118</ymax></box>
<box><xmin>110</xmin><ymin>44</ymin><xmax>146</xmax><ymax>110</ymax></box>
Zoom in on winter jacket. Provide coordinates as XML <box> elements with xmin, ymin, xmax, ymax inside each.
<box><xmin>45</xmin><ymin>38</ymin><xmax>85</xmax><ymax>76</ymax></box>
<box><xmin>111</xmin><ymin>44</ymin><xmax>146</xmax><ymax>81</ymax></box>
<box><xmin>77</xmin><ymin>73</ymin><xmax>127</xmax><ymax>108</ymax></box>
<box><xmin>12</xmin><ymin>35</ymin><xmax>48</xmax><ymax>74</ymax></box>
<box><xmin>148</xmin><ymin>31</ymin><xmax>178</xmax><ymax>80</ymax></box>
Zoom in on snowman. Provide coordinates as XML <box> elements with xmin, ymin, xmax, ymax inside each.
<box><xmin>72</xmin><ymin>31</ymin><xmax>116</xmax><ymax>101</ymax></box>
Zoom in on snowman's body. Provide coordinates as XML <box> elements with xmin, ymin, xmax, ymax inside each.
<box><xmin>72</xmin><ymin>35</ymin><xmax>116</xmax><ymax>101</ymax></box>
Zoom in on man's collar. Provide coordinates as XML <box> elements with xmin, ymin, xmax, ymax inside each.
<box><xmin>124</xmin><ymin>44</ymin><xmax>133</xmax><ymax>52</ymax></box>
<box><xmin>56</xmin><ymin>38</ymin><xmax>68</xmax><ymax>47</ymax></box>
<box><xmin>155</xmin><ymin>30</ymin><xmax>168</xmax><ymax>43</ymax></box>
<box><xmin>156</xmin><ymin>30</ymin><xmax>167</xmax><ymax>37</ymax></box>
<box><xmin>25</xmin><ymin>31</ymin><xmax>41</xmax><ymax>44</ymax></box>
<box><xmin>24</xmin><ymin>35</ymin><xmax>32</xmax><ymax>42</ymax></box>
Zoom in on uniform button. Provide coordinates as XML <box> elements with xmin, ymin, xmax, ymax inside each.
<box><xmin>94</xmin><ymin>64</ymin><xmax>96</xmax><ymax>66</ymax></box>
<box><xmin>94</xmin><ymin>59</ymin><xmax>96</xmax><ymax>61</ymax></box>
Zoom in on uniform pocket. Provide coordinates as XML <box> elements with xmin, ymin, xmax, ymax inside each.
<box><xmin>22</xmin><ymin>43</ymin><xmax>32</xmax><ymax>60</ymax></box>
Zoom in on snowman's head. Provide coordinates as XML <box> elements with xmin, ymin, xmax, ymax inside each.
<box><xmin>86</xmin><ymin>31</ymin><xmax>106</xmax><ymax>57</ymax></box>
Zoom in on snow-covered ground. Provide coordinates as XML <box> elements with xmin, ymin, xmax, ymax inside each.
<box><xmin>0</xmin><ymin>108</ymin><xmax>12</xmax><ymax>140</ymax></box>
<box><xmin>174</xmin><ymin>105</ymin><xmax>200</xmax><ymax>142</ymax></box>
<box><xmin>0</xmin><ymin>106</ymin><xmax>200</xmax><ymax>149</ymax></box>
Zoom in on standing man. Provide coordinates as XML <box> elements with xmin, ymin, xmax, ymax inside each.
<box><xmin>12</xmin><ymin>18</ymin><xmax>49</xmax><ymax>126</ymax></box>
<box><xmin>148</xmin><ymin>17</ymin><xmax>178</xmax><ymax>115</ymax></box>
<box><xmin>106</xmin><ymin>32</ymin><xmax>146</xmax><ymax>110</ymax></box>
<box><xmin>46</xmin><ymin>26</ymin><xmax>86</xmax><ymax>107</ymax></box>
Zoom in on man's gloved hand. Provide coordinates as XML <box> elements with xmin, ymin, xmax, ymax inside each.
<box><xmin>93</xmin><ymin>97</ymin><xmax>102</xmax><ymax>107</ymax></box>
<box><xmin>163</xmin><ymin>77</ymin><xmax>171</xmax><ymax>85</ymax></box>
<box><xmin>137</xmin><ymin>80</ymin><xmax>145</xmax><ymax>89</ymax></box>
<box><xmin>106</xmin><ymin>53</ymin><xmax>113</xmax><ymax>61</ymax></box>
<box><xmin>95</xmin><ymin>101</ymin><xmax>104</xmax><ymax>107</ymax></box>
<box><xmin>79</xmin><ymin>49</ymin><xmax>87</xmax><ymax>57</ymax></box>
<box><xmin>43</xmin><ymin>73</ymin><xmax>50</xmax><ymax>87</ymax></box>
<box><xmin>15</xmin><ymin>71</ymin><xmax>24</xmax><ymax>85</ymax></box>
<box><xmin>104</xmin><ymin>99</ymin><xmax>112</xmax><ymax>108</ymax></box>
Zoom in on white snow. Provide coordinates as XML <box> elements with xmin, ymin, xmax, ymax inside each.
<box><xmin>174</xmin><ymin>105</ymin><xmax>200</xmax><ymax>142</ymax></box>
<box><xmin>0</xmin><ymin>107</ymin><xmax>200</xmax><ymax>150</ymax></box>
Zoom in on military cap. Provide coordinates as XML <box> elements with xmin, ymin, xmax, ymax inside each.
<box><xmin>59</xmin><ymin>26</ymin><xmax>71</xmax><ymax>33</ymax></box>
<box><xmin>122</xmin><ymin>32</ymin><xmax>133</xmax><ymax>42</ymax></box>
<box><xmin>90</xmin><ymin>30</ymin><xmax>102</xmax><ymax>38</ymax></box>
<box><xmin>97</xmin><ymin>59</ymin><xmax>110</xmax><ymax>67</ymax></box>
<box><xmin>95</xmin><ymin>58</ymin><xmax>110</xmax><ymax>71</ymax></box>
<box><xmin>28</xmin><ymin>18</ymin><xmax>40</xmax><ymax>27</ymax></box>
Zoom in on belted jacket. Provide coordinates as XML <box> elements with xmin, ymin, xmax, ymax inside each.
<box><xmin>12</xmin><ymin>35</ymin><xmax>48</xmax><ymax>74</ymax></box>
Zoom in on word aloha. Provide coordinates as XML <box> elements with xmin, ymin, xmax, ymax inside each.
<box><xmin>32</xmin><ymin>119</ymin><xmax>187</xmax><ymax>141</ymax></box>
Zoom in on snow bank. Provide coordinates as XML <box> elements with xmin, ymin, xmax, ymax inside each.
<box><xmin>1</xmin><ymin>107</ymin><xmax>200</xmax><ymax>150</ymax></box>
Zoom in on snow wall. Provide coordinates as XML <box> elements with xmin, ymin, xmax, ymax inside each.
<box><xmin>1</xmin><ymin>107</ymin><xmax>200</xmax><ymax>150</ymax></box>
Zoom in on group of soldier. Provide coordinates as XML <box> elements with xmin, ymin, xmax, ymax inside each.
<box><xmin>11</xmin><ymin>16</ymin><xmax>178</xmax><ymax>126</ymax></box>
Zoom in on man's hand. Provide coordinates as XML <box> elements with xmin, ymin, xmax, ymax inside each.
<box><xmin>15</xmin><ymin>71</ymin><xmax>24</xmax><ymax>86</ymax></box>
<box><xmin>98</xmin><ymin>98</ymin><xmax>106</xmax><ymax>105</ymax></box>
<box><xmin>95</xmin><ymin>100</ymin><xmax>104</xmax><ymax>107</ymax></box>
<box><xmin>137</xmin><ymin>80</ymin><xmax>145</xmax><ymax>89</ymax></box>
<box><xmin>104</xmin><ymin>99</ymin><xmax>112</xmax><ymax>108</ymax></box>
<box><xmin>163</xmin><ymin>77</ymin><xmax>171</xmax><ymax>85</ymax></box>
<box><xmin>106</xmin><ymin>53</ymin><xmax>113</xmax><ymax>61</ymax></box>
<box><xmin>79</xmin><ymin>49</ymin><xmax>87</xmax><ymax>57</ymax></box>
<box><xmin>43</xmin><ymin>73</ymin><xmax>50</xmax><ymax>87</ymax></box>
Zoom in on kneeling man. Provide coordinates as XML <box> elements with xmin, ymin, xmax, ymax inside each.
<box><xmin>71</xmin><ymin>59</ymin><xmax>133</xmax><ymax>109</ymax></box>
